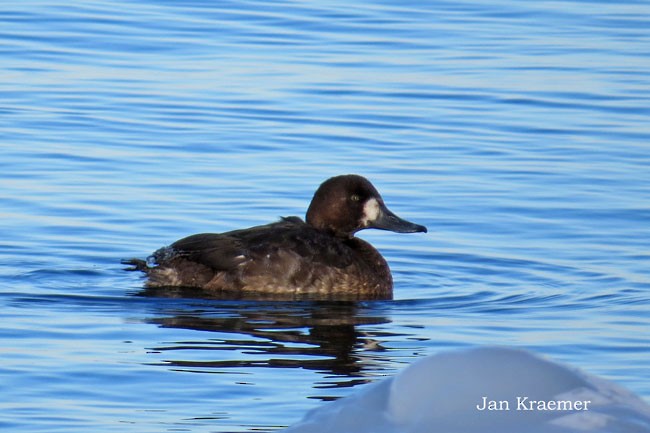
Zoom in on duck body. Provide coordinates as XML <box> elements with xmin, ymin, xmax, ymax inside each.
<box><xmin>143</xmin><ymin>216</ymin><xmax>393</xmax><ymax>299</ymax></box>
<box><xmin>124</xmin><ymin>175</ymin><xmax>426</xmax><ymax>300</ymax></box>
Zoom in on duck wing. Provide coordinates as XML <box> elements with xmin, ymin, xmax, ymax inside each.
<box><xmin>164</xmin><ymin>232</ymin><xmax>246</xmax><ymax>271</ymax></box>
<box><xmin>157</xmin><ymin>217</ymin><xmax>355</xmax><ymax>272</ymax></box>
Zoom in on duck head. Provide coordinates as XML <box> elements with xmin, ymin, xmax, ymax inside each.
<box><xmin>306</xmin><ymin>174</ymin><xmax>428</xmax><ymax>238</ymax></box>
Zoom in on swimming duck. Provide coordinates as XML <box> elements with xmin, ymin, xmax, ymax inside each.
<box><xmin>123</xmin><ymin>174</ymin><xmax>426</xmax><ymax>300</ymax></box>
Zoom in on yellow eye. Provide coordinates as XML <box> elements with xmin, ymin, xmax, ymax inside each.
<box><xmin>350</xmin><ymin>194</ymin><xmax>360</xmax><ymax>202</ymax></box>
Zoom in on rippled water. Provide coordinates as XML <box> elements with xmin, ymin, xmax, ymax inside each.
<box><xmin>1</xmin><ymin>0</ymin><xmax>649</xmax><ymax>431</ymax></box>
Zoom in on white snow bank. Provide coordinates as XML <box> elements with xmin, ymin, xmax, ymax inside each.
<box><xmin>284</xmin><ymin>347</ymin><xmax>650</xmax><ymax>433</ymax></box>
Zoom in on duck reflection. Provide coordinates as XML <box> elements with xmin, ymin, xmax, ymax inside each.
<box><xmin>139</xmin><ymin>288</ymin><xmax>393</xmax><ymax>389</ymax></box>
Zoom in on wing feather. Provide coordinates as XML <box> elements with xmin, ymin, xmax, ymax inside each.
<box><xmin>154</xmin><ymin>217</ymin><xmax>355</xmax><ymax>273</ymax></box>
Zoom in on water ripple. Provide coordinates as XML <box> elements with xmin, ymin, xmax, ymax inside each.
<box><xmin>2</xmin><ymin>0</ymin><xmax>650</xmax><ymax>431</ymax></box>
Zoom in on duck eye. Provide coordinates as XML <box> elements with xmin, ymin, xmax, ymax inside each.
<box><xmin>350</xmin><ymin>194</ymin><xmax>361</xmax><ymax>202</ymax></box>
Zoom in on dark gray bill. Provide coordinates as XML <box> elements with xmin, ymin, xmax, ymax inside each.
<box><xmin>370</xmin><ymin>205</ymin><xmax>427</xmax><ymax>233</ymax></box>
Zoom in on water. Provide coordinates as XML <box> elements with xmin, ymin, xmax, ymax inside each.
<box><xmin>1</xmin><ymin>0</ymin><xmax>649</xmax><ymax>431</ymax></box>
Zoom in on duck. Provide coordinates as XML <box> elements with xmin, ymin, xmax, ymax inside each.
<box><xmin>123</xmin><ymin>174</ymin><xmax>427</xmax><ymax>300</ymax></box>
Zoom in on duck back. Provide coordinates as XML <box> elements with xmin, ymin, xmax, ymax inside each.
<box><xmin>144</xmin><ymin>217</ymin><xmax>393</xmax><ymax>300</ymax></box>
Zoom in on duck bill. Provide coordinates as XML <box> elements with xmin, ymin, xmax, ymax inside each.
<box><xmin>370</xmin><ymin>205</ymin><xmax>427</xmax><ymax>234</ymax></box>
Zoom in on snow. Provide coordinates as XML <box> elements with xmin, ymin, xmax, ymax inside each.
<box><xmin>284</xmin><ymin>347</ymin><xmax>650</xmax><ymax>433</ymax></box>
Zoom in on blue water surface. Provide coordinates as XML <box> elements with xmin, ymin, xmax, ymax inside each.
<box><xmin>1</xmin><ymin>0</ymin><xmax>649</xmax><ymax>431</ymax></box>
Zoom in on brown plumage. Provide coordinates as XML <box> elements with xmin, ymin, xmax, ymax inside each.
<box><xmin>123</xmin><ymin>174</ymin><xmax>426</xmax><ymax>300</ymax></box>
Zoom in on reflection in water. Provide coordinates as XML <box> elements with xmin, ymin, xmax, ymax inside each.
<box><xmin>140</xmin><ymin>289</ymin><xmax>395</xmax><ymax>390</ymax></box>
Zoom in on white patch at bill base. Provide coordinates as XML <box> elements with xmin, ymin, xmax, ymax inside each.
<box><xmin>361</xmin><ymin>198</ymin><xmax>381</xmax><ymax>226</ymax></box>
